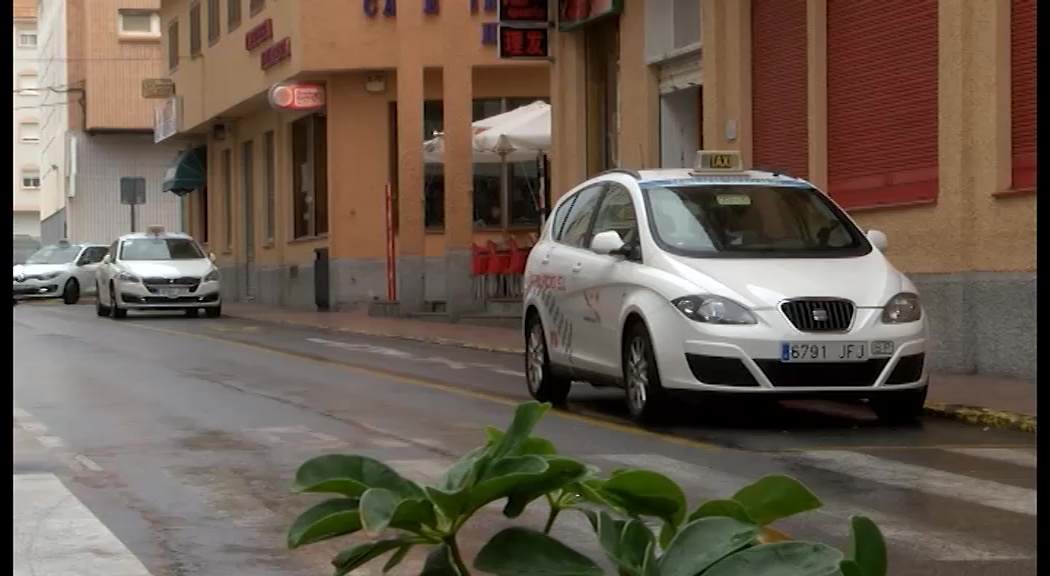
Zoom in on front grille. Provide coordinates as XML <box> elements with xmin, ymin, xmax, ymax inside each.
<box><xmin>686</xmin><ymin>355</ymin><xmax>759</xmax><ymax>387</ymax></box>
<box><xmin>142</xmin><ymin>276</ymin><xmax>201</xmax><ymax>294</ymax></box>
<box><xmin>121</xmin><ymin>292</ymin><xmax>219</xmax><ymax>305</ymax></box>
<box><xmin>755</xmin><ymin>359</ymin><xmax>889</xmax><ymax>388</ymax></box>
<box><xmin>780</xmin><ymin>298</ymin><xmax>855</xmax><ymax>332</ymax></box>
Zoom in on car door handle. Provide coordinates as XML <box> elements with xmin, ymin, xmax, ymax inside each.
<box><xmin>570</xmin><ymin>263</ymin><xmax>582</xmax><ymax>274</ymax></box>
<box><xmin>540</xmin><ymin>256</ymin><xmax>550</xmax><ymax>265</ymax></box>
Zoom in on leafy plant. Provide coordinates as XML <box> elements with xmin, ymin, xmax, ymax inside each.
<box><xmin>287</xmin><ymin>401</ymin><xmax>888</xmax><ymax>576</ymax></box>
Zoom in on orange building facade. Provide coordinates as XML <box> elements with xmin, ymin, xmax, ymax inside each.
<box><xmin>549</xmin><ymin>0</ymin><xmax>1035</xmax><ymax>379</ymax></box>
<box><xmin>157</xmin><ymin>0</ymin><xmax>549</xmax><ymax>315</ymax></box>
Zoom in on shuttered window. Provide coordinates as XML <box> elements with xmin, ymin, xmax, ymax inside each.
<box><xmin>751</xmin><ymin>0</ymin><xmax>808</xmax><ymax>180</ymax></box>
<box><xmin>827</xmin><ymin>1</ymin><xmax>939</xmax><ymax>209</ymax></box>
<box><xmin>1011</xmin><ymin>0</ymin><xmax>1036</xmax><ymax>191</ymax></box>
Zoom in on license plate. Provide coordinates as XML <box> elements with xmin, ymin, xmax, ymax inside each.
<box><xmin>780</xmin><ymin>341</ymin><xmax>893</xmax><ymax>363</ymax></box>
<box><xmin>159</xmin><ymin>287</ymin><xmax>185</xmax><ymax>297</ymax></box>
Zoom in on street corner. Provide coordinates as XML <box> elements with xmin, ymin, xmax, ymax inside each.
<box><xmin>924</xmin><ymin>402</ymin><xmax>1036</xmax><ymax>434</ymax></box>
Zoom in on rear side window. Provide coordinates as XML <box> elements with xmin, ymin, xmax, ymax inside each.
<box><xmin>549</xmin><ymin>196</ymin><xmax>576</xmax><ymax>241</ymax></box>
<box><xmin>558</xmin><ymin>185</ymin><xmax>605</xmax><ymax>248</ymax></box>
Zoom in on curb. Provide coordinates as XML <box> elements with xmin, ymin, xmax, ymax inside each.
<box><xmin>224</xmin><ymin>313</ymin><xmax>527</xmax><ymax>355</ymax></box>
<box><xmin>923</xmin><ymin>403</ymin><xmax>1036</xmax><ymax>434</ymax></box>
<box><xmin>225</xmin><ymin>313</ymin><xmax>1036</xmax><ymax>434</ymax></box>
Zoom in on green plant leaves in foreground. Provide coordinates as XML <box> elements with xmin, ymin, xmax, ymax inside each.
<box><xmin>286</xmin><ymin>498</ymin><xmax>361</xmax><ymax>549</ymax></box>
<box><xmin>702</xmin><ymin>541</ymin><xmax>845</xmax><ymax>576</ymax></box>
<box><xmin>293</xmin><ymin>454</ymin><xmax>424</xmax><ymax>500</ymax></box>
<box><xmin>286</xmin><ymin>401</ymin><xmax>889</xmax><ymax>576</ymax></box>
<box><xmin>844</xmin><ymin>515</ymin><xmax>888</xmax><ymax>576</ymax></box>
<box><xmin>474</xmin><ymin>527</ymin><xmax>603</xmax><ymax>576</ymax></box>
<box><xmin>657</xmin><ymin>517</ymin><xmax>760</xmax><ymax>576</ymax></box>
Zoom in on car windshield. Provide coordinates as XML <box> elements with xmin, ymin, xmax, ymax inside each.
<box><xmin>25</xmin><ymin>244</ymin><xmax>81</xmax><ymax>265</ymax></box>
<box><xmin>120</xmin><ymin>238</ymin><xmax>205</xmax><ymax>261</ymax></box>
<box><xmin>643</xmin><ymin>184</ymin><xmax>869</xmax><ymax>258</ymax></box>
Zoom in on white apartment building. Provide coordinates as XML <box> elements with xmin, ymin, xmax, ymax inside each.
<box><xmin>13</xmin><ymin>0</ymin><xmax>41</xmax><ymax>239</ymax></box>
<box><xmin>37</xmin><ymin>0</ymin><xmax>183</xmax><ymax>245</ymax></box>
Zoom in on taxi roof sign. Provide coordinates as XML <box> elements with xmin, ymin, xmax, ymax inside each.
<box><xmin>692</xmin><ymin>150</ymin><xmax>743</xmax><ymax>173</ymax></box>
<box><xmin>146</xmin><ymin>225</ymin><xmax>166</xmax><ymax>236</ymax></box>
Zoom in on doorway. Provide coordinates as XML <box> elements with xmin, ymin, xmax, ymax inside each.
<box><xmin>659</xmin><ymin>85</ymin><xmax>702</xmax><ymax>168</ymax></box>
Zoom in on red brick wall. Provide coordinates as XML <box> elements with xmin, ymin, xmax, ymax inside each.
<box><xmin>751</xmin><ymin>0</ymin><xmax>808</xmax><ymax>180</ymax></box>
<box><xmin>826</xmin><ymin>1</ymin><xmax>939</xmax><ymax>209</ymax></box>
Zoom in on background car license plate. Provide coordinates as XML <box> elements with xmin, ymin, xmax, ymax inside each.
<box><xmin>781</xmin><ymin>342</ymin><xmax>869</xmax><ymax>363</ymax></box>
<box><xmin>159</xmin><ymin>287</ymin><xmax>184</xmax><ymax>297</ymax></box>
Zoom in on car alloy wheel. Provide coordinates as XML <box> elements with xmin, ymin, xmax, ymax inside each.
<box><xmin>625</xmin><ymin>336</ymin><xmax>650</xmax><ymax>415</ymax></box>
<box><xmin>526</xmin><ymin>322</ymin><xmax>546</xmax><ymax>397</ymax></box>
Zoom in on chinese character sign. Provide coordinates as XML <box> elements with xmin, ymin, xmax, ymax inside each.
<box><xmin>497</xmin><ymin>25</ymin><xmax>549</xmax><ymax>59</ymax></box>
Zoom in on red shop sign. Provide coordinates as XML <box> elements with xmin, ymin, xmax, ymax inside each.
<box><xmin>497</xmin><ymin>25</ymin><xmax>549</xmax><ymax>59</ymax></box>
<box><xmin>268</xmin><ymin>83</ymin><xmax>326</xmax><ymax>111</ymax></box>
<box><xmin>498</xmin><ymin>0</ymin><xmax>549</xmax><ymax>23</ymax></box>
<box><xmin>260</xmin><ymin>37</ymin><xmax>292</xmax><ymax>70</ymax></box>
<box><xmin>245</xmin><ymin>19</ymin><xmax>273</xmax><ymax>51</ymax></box>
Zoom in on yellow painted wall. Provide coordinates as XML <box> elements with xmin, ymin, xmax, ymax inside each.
<box><xmin>549</xmin><ymin>0</ymin><xmax>1035</xmax><ymax>276</ymax></box>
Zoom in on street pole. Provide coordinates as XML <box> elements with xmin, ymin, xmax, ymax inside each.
<box><xmin>130</xmin><ymin>204</ymin><xmax>136</xmax><ymax>233</ymax></box>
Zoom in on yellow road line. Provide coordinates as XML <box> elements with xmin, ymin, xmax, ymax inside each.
<box><xmin>128</xmin><ymin>323</ymin><xmax>723</xmax><ymax>453</ymax></box>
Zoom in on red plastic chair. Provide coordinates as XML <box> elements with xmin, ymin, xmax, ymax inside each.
<box><xmin>471</xmin><ymin>243</ymin><xmax>490</xmax><ymax>277</ymax></box>
<box><xmin>506</xmin><ymin>237</ymin><xmax>528</xmax><ymax>275</ymax></box>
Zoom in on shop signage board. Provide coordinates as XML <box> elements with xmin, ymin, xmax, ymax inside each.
<box><xmin>498</xmin><ymin>0</ymin><xmax>549</xmax><ymax>23</ymax></box>
<box><xmin>497</xmin><ymin>25</ymin><xmax>550</xmax><ymax>60</ymax></box>
<box><xmin>141</xmin><ymin>78</ymin><xmax>175</xmax><ymax>99</ymax></box>
<box><xmin>260</xmin><ymin>37</ymin><xmax>292</xmax><ymax>70</ymax></box>
<box><xmin>268</xmin><ymin>83</ymin><xmax>326</xmax><ymax>111</ymax></box>
<box><xmin>558</xmin><ymin>0</ymin><xmax>623</xmax><ymax>30</ymax></box>
<box><xmin>244</xmin><ymin>19</ymin><xmax>273</xmax><ymax>50</ymax></box>
<box><xmin>153</xmin><ymin>96</ymin><xmax>181</xmax><ymax>143</ymax></box>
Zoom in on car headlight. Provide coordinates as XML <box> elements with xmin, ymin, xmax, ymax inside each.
<box><xmin>881</xmin><ymin>292</ymin><xmax>922</xmax><ymax>323</ymax></box>
<box><xmin>40</xmin><ymin>272</ymin><xmax>61</xmax><ymax>280</ymax></box>
<box><xmin>672</xmin><ymin>295</ymin><xmax>757</xmax><ymax>325</ymax></box>
<box><xmin>117</xmin><ymin>272</ymin><xmax>140</xmax><ymax>283</ymax></box>
<box><xmin>204</xmin><ymin>270</ymin><xmax>220</xmax><ymax>282</ymax></box>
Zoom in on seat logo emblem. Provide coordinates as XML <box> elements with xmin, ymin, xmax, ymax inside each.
<box><xmin>812</xmin><ymin>309</ymin><xmax>829</xmax><ymax>322</ymax></box>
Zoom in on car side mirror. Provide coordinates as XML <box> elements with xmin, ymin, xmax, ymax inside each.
<box><xmin>591</xmin><ymin>230</ymin><xmax>630</xmax><ymax>257</ymax></box>
<box><xmin>867</xmin><ymin>229</ymin><xmax>888</xmax><ymax>252</ymax></box>
<box><xmin>208</xmin><ymin>252</ymin><xmax>216</xmax><ymax>262</ymax></box>
<box><xmin>101</xmin><ymin>254</ymin><xmax>111</xmax><ymax>264</ymax></box>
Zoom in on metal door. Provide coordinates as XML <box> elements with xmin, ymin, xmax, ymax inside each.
<box><xmin>241</xmin><ymin>140</ymin><xmax>255</xmax><ymax>300</ymax></box>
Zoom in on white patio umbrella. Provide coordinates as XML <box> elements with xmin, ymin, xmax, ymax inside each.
<box><xmin>422</xmin><ymin>134</ymin><xmax>538</xmax><ymax>164</ymax></box>
<box><xmin>472</xmin><ymin>100</ymin><xmax>551</xmax><ymax>154</ymax></box>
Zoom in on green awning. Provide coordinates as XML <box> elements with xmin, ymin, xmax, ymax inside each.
<box><xmin>162</xmin><ymin>147</ymin><xmax>207</xmax><ymax>193</ymax></box>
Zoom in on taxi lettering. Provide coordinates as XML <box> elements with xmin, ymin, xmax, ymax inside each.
<box><xmin>529</xmin><ymin>273</ymin><xmax>565</xmax><ymax>291</ymax></box>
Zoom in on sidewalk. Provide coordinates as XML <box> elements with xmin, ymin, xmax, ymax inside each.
<box><xmin>223</xmin><ymin>303</ymin><xmax>1035</xmax><ymax>432</ymax></box>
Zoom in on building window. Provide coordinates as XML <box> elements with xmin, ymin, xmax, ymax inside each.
<box><xmin>21</xmin><ymin>169</ymin><xmax>41</xmax><ymax>189</ymax></box>
<box><xmin>17</xmin><ymin>74</ymin><xmax>39</xmax><ymax>96</ymax></box>
<box><xmin>190</xmin><ymin>1</ymin><xmax>202</xmax><ymax>57</ymax></box>
<box><xmin>228</xmin><ymin>0</ymin><xmax>242</xmax><ymax>32</ymax></box>
<box><xmin>263</xmin><ymin>130</ymin><xmax>276</xmax><ymax>243</ymax></box>
<box><xmin>291</xmin><ymin>114</ymin><xmax>328</xmax><ymax>239</ymax></box>
<box><xmin>118</xmin><ymin>9</ymin><xmax>161</xmax><ymax>38</ymax></box>
<box><xmin>423</xmin><ymin>97</ymin><xmax>547</xmax><ymax>230</ymax></box>
<box><xmin>250</xmin><ymin>0</ymin><xmax>265</xmax><ymax>16</ymax></box>
<box><xmin>168</xmin><ymin>20</ymin><xmax>180</xmax><ymax>70</ymax></box>
<box><xmin>222</xmin><ymin>148</ymin><xmax>233</xmax><ymax>250</ymax></box>
<box><xmin>207</xmin><ymin>0</ymin><xmax>220</xmax><ymax>44</ymax></box>
<box><xmin>18</xmin><ymin>33</ymin><xmax>37</xmax><ymax>48</ymax></box>
<box><xmin>19</xmin><ymin>122</ymin><xmax>40</xmax><ymax>143</ymax></box>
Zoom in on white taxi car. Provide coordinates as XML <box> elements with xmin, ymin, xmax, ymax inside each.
<box><xmin>522</xmin><ymin>151</ymin><xmax>928</xmax><ymax>424</ymax></box>
<box><xmin>13</xmin><ymin>241</ymin><xmax>110</xmax><ymax>304</ymax></box>
<box><xmin>95</xmin><ymin>226</ymin><xmax>222</xmax><ymax>319</ymax></box>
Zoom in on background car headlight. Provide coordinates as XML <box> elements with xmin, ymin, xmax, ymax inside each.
<box><xmin>204</xmin><ymin>270</ymin><xmax>220</xmax><ymax>282</ymax></box>
<box><xmin>117</xmin><ymin>272</ymin><xmax>140</xmax><ymax>282</ymax></box>
<box><xmin>40</xmin><ymin>272</ymin><xmax>61</xmax><ymax>280</ymax></box>
<box><xmin>673</xmin><ymin>295</ymin><xmax>757</xmax><ymax>325</ymax></box>
<box><xmin>881</xmin><ymin>292</ymin><xmax>922</xmax><ymax>323</ymax></box>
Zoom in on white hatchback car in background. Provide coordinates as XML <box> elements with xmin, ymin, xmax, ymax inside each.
<box><xmin>522</xmin><ymin>151</ymin><xmax>928</xmax><ymax>424</ymax></box>
<box><xmin>13</xmin><ymin>241</ymin><xmax>110</xmax><ymax>304</ymax></box>
<box><xmin>95</xmin><ymin>226</ymin><xmax>223</xmax><ymax>319</ymax></box>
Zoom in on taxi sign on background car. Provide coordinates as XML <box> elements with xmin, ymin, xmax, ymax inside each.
<box><xmin>692</xmin><ymin>150</ymin><xmax>743</xmax><ymax>173</ymax></box>
<box><xmin>146</xmin><ymin>225</ymin><xmax>166</xmax><ymax>236</ymax></box>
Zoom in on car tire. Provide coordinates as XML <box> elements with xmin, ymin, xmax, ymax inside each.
<box><xmin>62</xmin><ymin>279</ymin><xmax>80</xmax><ymax>305</ymax></box>
<box><xmin>869</xmin><ymin>386</ymin><xmax>928</xmax><ymax>424</ymax></box>
<box><xmin>622</xmin><ymin>321</ymin><xmax>666</xmax><ymax>425</ymax></box>
<box><xmin>109</xmin><ymin>282</ymin><xmax>127</xmax><ymax>319</ymax></box>
<box><xmin>95</xmin><ymin>284</ymin><xmax>110</xmax><ymax>317</ymax></box>
<box><xmin>524</xmin><ymin>312</ymin><xmax>571</xmax><ymax>406</ymax></box>
<box><xmin>185</xmin><ymin>308</ymin><xmax>198</xmax><ymax>317</ymax></box>
<box><xmin>204</xmin><ymin>305</ymin><xmax>222</xmax><ymax>319</ymax></box>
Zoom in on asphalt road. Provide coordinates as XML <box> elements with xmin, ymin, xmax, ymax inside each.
<box><xmin>14</xmin><ymin>303</ymin><xmax>1037</xmax><ymax>576</ymax></box>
